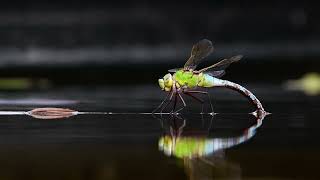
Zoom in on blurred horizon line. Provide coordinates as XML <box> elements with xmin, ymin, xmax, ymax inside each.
<box><xmin>0</xmin><ymin>40</ymin><xmax>318</xmax><ymax>68</ymax></box>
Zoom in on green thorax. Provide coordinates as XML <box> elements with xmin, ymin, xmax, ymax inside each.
<box><xmin>174</xmin><ymin>70</ymin><xmax>201</xmax><ymax>88</ymax></box>
<box><xmin>173</xmin><ymin>70</ymin><xmax>214</xmax><ymax>88</ymax></box>
<box><xmin>174</xmin><ymin>137</ymin><xmax>207</xmax><ymax>158</ymax></box>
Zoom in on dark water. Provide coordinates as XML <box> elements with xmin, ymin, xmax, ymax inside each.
<box><xmin>0</xmin><ymin>84</ymin><xmax>319</xmax><ymax>179</ymax></box>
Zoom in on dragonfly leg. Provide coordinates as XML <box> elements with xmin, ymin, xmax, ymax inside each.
<box><xmin>170</xmin><ymin>126</ymin><xmax>175</xmax><ymax>139</ymax></box>
<box><xmin>184</xmin><ymin>92</ymin><xmax>204</xmax><ymax>103</ymax></box>
<box><xmin>183</xmin><ymin>92</ymin><xmax>205</xmax><ymax>114</ymax></box>
<box><xmin>160</xmin><ymin>91</ymin><xmax>175</xmax><ymax>114</ymax></box>
<box><xmin>174</xmin><ymin>93</ymin><xmax>187</xmax><ymax>114</ymax></box>
<box><xmin>207</xmin><ymin>93</ymin><xmax>214</xmax><ymax>113</ymax></box>
<box><xmin>152</xmin><ymin>91</ymin><xmax>171</xmax><ymax>114</ymax></box>
<box><xmin>177</xmin><ymin>119</ymin><xmax>186</xmax><ymax>137</ymax></box>
<box><xmin>171</xmin><ymin>93</ymin><xmax>178</xmax><ymax>113</ymax></box>
<box><xmin>184</xmin><ymin>90</ymin><xmax>214</xmax><ymax>113</ymax></box>
<box><xmin>207</xmin><ymin>114</ymin><xmax>214</xmax><ymax>131</ymax></box>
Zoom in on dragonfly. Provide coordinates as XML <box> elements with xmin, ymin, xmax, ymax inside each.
<box><xmin>153</xmin><ymin>39</ymin><xmax>264</xmax><ymax>113</ymax></box>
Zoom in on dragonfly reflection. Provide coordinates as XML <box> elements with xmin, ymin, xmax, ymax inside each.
<box><xmin>158</xmin><ymin>111</ymin><xmax>267</xmax><ymax>179</ymax></box>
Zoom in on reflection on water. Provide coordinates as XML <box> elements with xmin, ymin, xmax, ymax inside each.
<box><xmin>0</xmin><ymin>85</ymin><xmax>317</xmax><ymax>179</ymax></box>
<box><xmin>158</xmin><ymin>110</ymin><xmax>267</xmax><ymax>179</ymax></box>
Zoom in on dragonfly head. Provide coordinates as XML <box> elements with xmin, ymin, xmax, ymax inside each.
<box><xmin>159</xmin><ymin>135</ymin><xmax>173</xmax><ymax>156</ymax></box>
<box><xmin>158</xmin><ymin>73</ymin><xmax>173</xmax><ymax>91</ymax></box>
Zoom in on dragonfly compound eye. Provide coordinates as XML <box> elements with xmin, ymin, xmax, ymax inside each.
<box><xmin>158</xmin><ymin>79</ymin><xmax>165</xmax><ymax>90</ymax></box>
<box><xmin>163</xmin><ymin>73</ymin><xmax>173</xmax><ymax>88</ymax></box>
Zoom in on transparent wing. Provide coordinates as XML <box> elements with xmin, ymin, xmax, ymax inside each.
<box><xmin>196</xmin><ymin>55</ymin><xmax>243</xmax><ymax>73</ymax></box>
<box><xmin>183</xmin><ymin>39</ymin><xmax>214</xmax><ymax>70</ymax></box>
<box><xmin>206</xmin><ymin>70</ymin><xmax>225</xmax><ymax>78</ymax></box>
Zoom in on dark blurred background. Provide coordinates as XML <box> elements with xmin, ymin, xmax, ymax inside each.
<box><xmin>0</xmin><ymin>1</ymin><xmax>319</xmax><ymax>85</ymax></box>
<box><xmin>0</xmin><ymin>2</ymin><xmax>319</xmax><ymax>180</ymax></box>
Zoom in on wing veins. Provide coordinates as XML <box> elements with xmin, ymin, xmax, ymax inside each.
<box><xmin>195</xmin><ymin>55</ymin><xmax>243</xmax><ymax>73</ymax></box>
<box><xmin>183</xmin><ymin>39</ymin><xmax>214</xmax><ymax>70</ymax></box>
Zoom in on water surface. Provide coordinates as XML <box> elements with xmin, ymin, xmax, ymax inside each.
<box><xmin>0</xmin><ymin>84</ymin><xmax>318</xmax><ymax>179</ymax></box>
